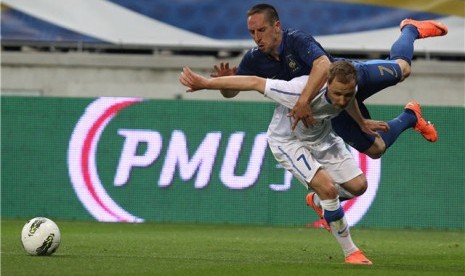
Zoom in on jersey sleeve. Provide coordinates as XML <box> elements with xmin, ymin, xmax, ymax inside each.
<box><xmin>236</xmin><ymin>49</ymin><xmax>258</xmax><ymax>76</ymax></box>
<box><xmin>264</xmin><ymin>76</ymin><xmax>308</xmax><ymax>109</ymax></box>
<box><xmin>292</xmin><ymin>31</ymin><xmax>329</xmax><ymax>67</ymax></box>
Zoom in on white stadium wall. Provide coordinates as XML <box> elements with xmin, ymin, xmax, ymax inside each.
<box><xmin>1</xmin><ymin>52</ymin><xmax>464</xmax><ymax>106</ymax></box>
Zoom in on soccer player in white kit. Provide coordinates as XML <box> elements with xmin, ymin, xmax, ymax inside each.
<box><xmin>180</xmin><ymin>60</ymin><xmax>383</xmax><ymax>265</ymax></box>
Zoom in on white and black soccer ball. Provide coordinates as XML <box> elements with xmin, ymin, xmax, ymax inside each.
<box><xmin>21</xmin><ymin>217</ymin><xmax>61</xmax><ymax>256</ymax></box>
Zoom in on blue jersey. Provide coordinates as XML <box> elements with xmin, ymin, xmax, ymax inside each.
<box><xmin>236</xmin><ymin>28</ymin><xmax>331</xmax><ymax>80</ymax></box>
<box><xmin>236</xmin><ymin>29</ymin><xmax>403</xmax><ymax>153</ymax></box>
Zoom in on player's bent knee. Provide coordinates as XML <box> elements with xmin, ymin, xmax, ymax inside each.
<box><xmin>396</xmin><ymin>59</ymin><xmax>411</xmax><ymax>81</ymax></box>
<box><xmin>401</xmin><ymin>66</ymin><xmax>411</xmax><ymax>81</ymax></box>
<box><xmin>341</xmin><ymin>174</ymin><xmax>367</xmax><ymax>197</ymax></box>
<box><xmin>364</xmin><ymin>149</ymin><xmax>384</xmax><ymax>159</ymax></box>
<box><xmin>351</xmin><ymin>175</ymin><xmax>368</xmax><ymax>196</ymax></box>
<box><xmin>309</xmin><ymin>169</ymin><xmax>338</xmax><ymax>199</ymax></box>
<box><xmin>356</xmin><ymin>180</ymin><xmax>368</xmax><ymax>196</ymax></box>
<box><xmin>366</xmin><ymin>151</ymin><xmax>383</xmax><ymax>159</ymax></box>
<box><xmin>364</xmin><ymin>139</ymin><xmax>386</xmax><ymax>159</ymax></box>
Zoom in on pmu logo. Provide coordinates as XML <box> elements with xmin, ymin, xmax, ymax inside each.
<box><xmin>68</xmin><ymin>97</ymin><xmax>380</xmax><ymax>225</ymax></box>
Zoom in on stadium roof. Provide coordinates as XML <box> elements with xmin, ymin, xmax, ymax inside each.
<box><xmin>2</xmin><ymin>0</ymin><xmax>464</xmax><ymax>57</ymax></box>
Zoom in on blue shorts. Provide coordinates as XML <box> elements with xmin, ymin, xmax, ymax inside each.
<box><xmin>331</xmin><ymin>59</ymin><xmax>402</xmax><ymax>153</ymax></box>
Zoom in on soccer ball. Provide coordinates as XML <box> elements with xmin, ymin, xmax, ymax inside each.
<box><xmin>21</xmin><ymin>217</ymin><xmax>61</xmax><ymax>256</ymax></box>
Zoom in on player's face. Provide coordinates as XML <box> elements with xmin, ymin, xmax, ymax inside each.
<box><xmin>247</xmin><ymin>13</ymin><xmax>281</xmax><ymax>56</ymax></box>
<box><xmin>327</xmin><ymin>79</ymin><xmax>357</xmax><ymax>110</ymax></box>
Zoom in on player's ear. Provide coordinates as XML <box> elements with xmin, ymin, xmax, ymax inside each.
<box><xmin>274</xmin><ymin>20</ymin><xmax>281</xmax><ymax>30</ymax></box>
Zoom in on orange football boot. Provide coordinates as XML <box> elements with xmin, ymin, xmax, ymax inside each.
<box><xmin>345</xmin><ymin>250</ymin><xmax>373</xmax><ymax>265</ymax></box>
<box><xmin>405</xmin><ymin>101</ymin><xmax>438</xmax><ymax>142</ymax></box>
<box><xmin>306</xmin><ymin>192</ymin><xmax>330</xmax><ymax>232</ymax></box>
<box><xmin>400</xmin><ymin>19</ymin><xmax>448</xmax><ymax>39</ymax></box>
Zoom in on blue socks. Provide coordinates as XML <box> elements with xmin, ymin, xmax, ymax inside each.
<box><xmin>324</xmin><ymin>206</ymin><xmax>345</xmax><ymax>224</ymax></box>
<box><xmin>390</xmin><ymin>25</ymin><xmax>419</xmax><ymax>65</ymax></box>
<box><xmin>378</xmin><ymin>110</ymin><xmax>417</xmax><ymax>148</ymax></box>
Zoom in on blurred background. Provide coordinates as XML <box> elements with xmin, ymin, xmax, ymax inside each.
<box><xmin>1</xmin><ymin>0</ymin><xmax>464</xmax><ymax>230</ymax></box>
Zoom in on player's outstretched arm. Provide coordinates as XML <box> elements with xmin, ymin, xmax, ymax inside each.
<box><xmin>180</xmin><ymin>67</ymin><xmax>266</xmax><ymax>94</ymax></box>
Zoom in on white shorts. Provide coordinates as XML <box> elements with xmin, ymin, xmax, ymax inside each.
<box><xmin>268</xmin><ymin>131</ymin><xmax>362</xmax><ymax>188</ymax></box>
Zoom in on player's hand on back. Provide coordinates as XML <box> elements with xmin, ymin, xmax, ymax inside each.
<box><xmin>361</xmin><ymin>119</ymin><xmax>390</xmax><ymax>137</ymax></box>
<box><xmin>288</xmin><ymin>99</ymin><xmax>317</xmax><ymax>130</ymax></box>
<box><xmin>211</xmin><ymin>62</ymin><xmax>237</xmax><ymax>78</ymax></box>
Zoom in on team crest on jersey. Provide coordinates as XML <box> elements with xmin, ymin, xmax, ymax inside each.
<box><xmin>286</xmin><ymin>55</ymin><xmax>300</xmax><ymax>74</ymax></box>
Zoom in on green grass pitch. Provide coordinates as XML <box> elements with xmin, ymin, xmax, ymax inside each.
<box><xmin>2</xmin><ymin>220</ymin><xmax>464</xmax><ymax>275</ymax></box>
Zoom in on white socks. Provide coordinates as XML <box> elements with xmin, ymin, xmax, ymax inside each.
<box><xmin>320</xmin><ymin>197</ymin><xmax>358</xmax><ymax>257</ymax></box>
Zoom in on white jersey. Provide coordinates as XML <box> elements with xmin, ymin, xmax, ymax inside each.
<box><xmin>263</xmin><ymin>76</ymin><xmax>362</xmax><ymax>187</ymax></box>
<box><xmin>264</xmin><ymin>76</ymin><xmax>341</xmax><ymax>145</ymax></box>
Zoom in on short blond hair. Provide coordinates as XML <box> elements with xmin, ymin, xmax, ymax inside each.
<box><xmin>328</xmin><ymin>61</ymin><xmax>357</xmax><ymax>85</ymax></box>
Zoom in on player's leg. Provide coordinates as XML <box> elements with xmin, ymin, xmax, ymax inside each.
<box><xmin>333</xmin><ymin>100</ymin><xmax>438</xmax><ymax>159</ymax></box>
<box><xmin>355</xmin><ymin>19</ymin><xmax>448</xmax><ymax>101</ymax></box>
<box><xmin>314</xmin><ymin>133</ymin><xmax>367</xmax><ymax>199</ymax></box>
<box><xmin>308</xmin><ymin>138</ymin><xmax>372</xmax><ymax>265</ymax></box>
<box><xmin>362</xmin><ymin>102</ymin><xmax>420</xmax><ymax>159</ymax></box>
<box><xmin>268</xmin><ymin>138</ymin><xmax>330</xmax><ymax>231</ymax></box>
<box><xmin>343</xmin><ymin>34</ymin><xmax>409</xmax><ymax>102</ymax></box>
<box><xmin>388</xmin><ymin>20</ymin><xmax>446</xmax><ymax>81</ymax></box>
<box><xmin>354</xmin><ymin>60</ymin><xmax>403</xmax><ymax>102</ymax></box>
<box><xmin>331</xmin><ymin>105</ymin><xmax>389</xmax><ymax>159</ymax></box>
<box><xmin>308</xmin><ymin>133</ymin><xmax>365</xmax><ymax>213</ymax></box>
<box><xmin>269</xmin><ymin>138</ymin><xmax>371</xmax><ymax>263</ymax></box>
<box><xmin>338</xmin><ymin>174</ymin><xmax>367</xmax><ymax>199</ymax></box>
<box><xmin>389</xmin><ymin>23</ymin><xmax>417</xmax><ymax>80</ymax></box>
<box><xmin>330</xmin><ymin>19</ymin><xmax>447</xmax><ymax>158</ymax></box>
<box><xmin>367</xmin><ymin>101</ymin><xmax>438</xmax><ymax>151</ymax></box>
<box><xmin>309</xmin><ymin>169</ymin><xmax>372</xmax><ymax>265</ymax></box>
<box><xmin>331</xmin><ymin>106</ymin><xmax>379</xmax><ymax>157</ymax></box>
<box><xmin>267</xmin><ymin>138</ymin><xmax>321</xmax><ymax>191</ymax></box>
<box><xmin>310</xmin><ymin>171</ymin><xmax>365</xmax><ymax>205</ymax></box>
<box><xmin>335</xmin><ymin>60</ymin><xmax>429</xmax><ymax>158</ymax></box>
<box><xmin>389</xmin><ymin>18</ymin><xmax>448</xmax><ymax>83</ymax></box>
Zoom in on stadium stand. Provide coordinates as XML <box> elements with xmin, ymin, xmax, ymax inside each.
<box><xmin>1</xmin><ymin>0</ymin><xmax>464</xmax><ymax>104</ymax></box>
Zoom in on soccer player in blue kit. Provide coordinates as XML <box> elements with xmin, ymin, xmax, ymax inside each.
<box><xmin>212</xmin><ymin>3</ymin><xmax>446</xmax><ymax>231</ymax></box>
<box><xmin>214</xmin><ymin>3</ymin><xmax>446</xmax><ymax>160</ymax></box>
